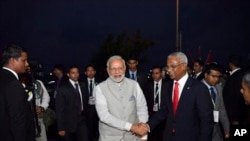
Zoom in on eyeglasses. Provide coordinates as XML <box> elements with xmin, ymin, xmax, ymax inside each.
<box><xmin>109</xmin><ymin>67</ymin><xmax>124</xmax><ymax>72</ymax></box>
<box><xmin>166</xmin><ymin>63</ymin><xmax>185</xmax><ymax>70</ymax></box>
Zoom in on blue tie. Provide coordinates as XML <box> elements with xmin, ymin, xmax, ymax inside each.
<box><xmin>131</xmin><ymin>73</ymin><xmax>135</xmax><ymax>80</ymax></box>
<box><xmin>210</xmin><ymin>87</ymin><xmax>216</xmax><ymax>102</ymax></box>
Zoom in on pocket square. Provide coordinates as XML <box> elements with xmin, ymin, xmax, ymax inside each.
<box><xmin>129</xmin><ymin>95</ymin><xmax>136</xmax><ymax>101</ymax></box>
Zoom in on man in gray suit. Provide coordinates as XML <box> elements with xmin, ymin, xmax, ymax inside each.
<box><xmin>202</xmin><ymin>63</ymin><xmax>230</xmax><ymax>141</ymax></box>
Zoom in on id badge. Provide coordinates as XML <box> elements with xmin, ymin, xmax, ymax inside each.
<box><xmin>88</xmin><ymin>96</ymin><xmax>95</xmax><ymax>105</ymax></box>
<box><xmin>153</xmin><ymin>103</ymin><xmax>159</xmax><ymax>111</ymax></box>
<box><xmin>213</xmin><ymin>110</ymin><xmax>219</xmax><ymax>122</ymax></box>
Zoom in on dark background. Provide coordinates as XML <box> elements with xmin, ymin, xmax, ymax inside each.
<box><xmin>1</xmin><ymin>0</ymin><xmax>250</xmax><ymax>73</ymax></box>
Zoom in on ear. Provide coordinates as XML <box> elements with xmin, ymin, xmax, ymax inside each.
<box><xmin>9</xmin><ymin>58</ymin><xmax>16</xmax><ymax>66</ymax></box>
<box><xmin>204</xmin><ymin>73</ymin><xmax>208</xmax><ymax>78</ymax></box>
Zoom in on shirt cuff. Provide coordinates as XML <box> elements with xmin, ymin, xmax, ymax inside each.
<box><xmin>141</xmin><ymin>134</ymin><xmax>148</xmax><ymax>140</ymax></box>
<box><xmin>125</xmin><ymin>122</ymin><xmax>132</xmax><ymax>131</ymax></box>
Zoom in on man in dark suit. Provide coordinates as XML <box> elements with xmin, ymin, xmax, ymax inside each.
<box><xmin>144</xmin><ymin>66</ymin><xmax>168</xmax><ymax>141</ymax></box>
<box><xmin>0</xmin><ymin>45</ymin><xmax>35</xmax><ymax>141</ymax></box>
<box><xmin>192</xmin><ymin>59</ymin><xmax>205</xmax><ymax>80</ymax></box>
<box><xmin>125</xmin><ymin>56</ymin><xmax>148</xmax><ymax>91</ymax></box>
<box><xmin>82</xmin><ymin>64</ymin><xmax>100</xmax><ymax>141</ymax></box>
<box><xmin>55</xmin><ymin>66</ymin><xmax>88</xmax><ymax>141</ymax></box>
<box><xmin>137</xmin><ymin>52</ymin><xmax>214</xmax><ymax>141</ymax></box>
<box><xmin>223</xmin><ymin>55</ymin><xmax>248</xmax><ymax>140</ymax></box>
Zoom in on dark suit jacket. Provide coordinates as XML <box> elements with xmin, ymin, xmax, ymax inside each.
<box><xmin>148</xmin><ymin>77</ymin><xmax>214</xmax><ymax>141</ymax></box>
<box><xmin>144</xmin><ymin>79</ymin><xmax>168</xmax><ymax>141</ymax></box>
<box><xmin>125</xmin><ymin>70</ymin><xmax>148</xmax><ymax>91</ymax></box>
<box><xmin>55</xmin><ymin>79</ymin><xmax>88</xmax><ymax>132</ymax></box>
<box><xmin>0</xmin><ymin>69</ymin><xmax>35</xmax><ymax>141</ymax></box>
<box><xmin>144</xmin><ymin>79</ymin><xmax>168</xmax><ymax>117</ymax></box>
<box><xmin>193</xmin><ymin>72</ymin><xmax>204</xmax><ymax>81</ymax></box>
<box><xmin>82</xmin><ymin>78</ymin><xmax>101</xmax><ymax>140</ymax></box>
<box><xmin>223</xmin><ymin>69</ymin><xmax>247</xmax><ymax>123</ymax></box>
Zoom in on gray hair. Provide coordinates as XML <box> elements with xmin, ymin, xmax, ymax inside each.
<box><xmin>168</xmin><ymin>52</ymin><xmax>188</xmax><ymax>64</ymax></box>
<box><xmin>106</xmin><ymin>55</ymin><xmax>126</xmax><ymax>68</ymax></box>
<box><xmin>242</xmin><ymin>71</ymin><xmax>250</xmax><ymax>88</ymax></box>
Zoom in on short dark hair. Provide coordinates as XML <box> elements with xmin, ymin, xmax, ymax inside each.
<box><xmin>53</xmin><ymin>64</ymin><xmax>65</xmax><ymax>73</ymax></box>
<box><xmin>1</xmin><ymin>44</ymin><xmax>27</xmax><ymax>65</ymax></box>
<box><xmin>151</xmin><ymin>65</ymin><xmax>162</xmax><ymax>72</ymax></box>
<box><xmin>204</xmin><ymin>63</ymin><xmax>222</xmax><ymax>74</ymax></box>
<box><xmin>127</xmin><ymin>55</ymin><xmax>138</xmax><ymax>61</ymax></box>
<box><xmin>194</xmin><ymin>59</ymin><xmax>204</xmax><ymax>67</ymax></box>
<box><xmin>67</xmin><ymin>65</ymin><xmax>80</xmax><ymax>73</ymax></box>
<box><xmin>229</xmin><ymin>55</ymin><xmax>241</xmax><ymax>67</ymax></box>
<box><xmin>84</xmin><ymin>64</ymin><xmax>96</xmax><ymax>71</ymax></box>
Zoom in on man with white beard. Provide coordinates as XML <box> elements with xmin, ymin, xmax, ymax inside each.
<box><xmin>94</xmin><ymin>55</ymin><xmax>149</xmax><ymax>141</ymax></box>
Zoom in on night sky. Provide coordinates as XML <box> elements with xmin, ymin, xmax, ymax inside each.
<box><xmin>0</xmin><ymin>0</ymin><xmax>250</xmax><ymax>73</ymax></box>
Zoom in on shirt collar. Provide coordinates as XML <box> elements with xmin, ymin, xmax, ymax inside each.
<box><xmin>175</xmin><ymin>73</ymin><xmax>188</xmax><ymax>87</ymax></box>
<box><xmin>2</xmin><ymin>67</ymin><xmax>19</xmax><ymax>80</ymax></box>
<box><xmin>87</xmin><ymin>77</ymin><xmax>95</xmax><ymax>82</ymax></box>
<box><xmin>195</xmin><ymin>71</ymin><xmax>202</xmax><ymax>76</ymax></box>
<box><xmin>69</xmin><ymin>79</ymin><xmax>78</xmax><ymax>86</ymax></box>
<box><xmin>201</xmin><ymin>79</ymin><xmax>212</xmax><ymax>88</ymax></box>
<box><xmin>154</xmin><ymin>79</ymin><xmax>162</xmax><ymax>85</ymax></box>
<box><xmin>129</xmin><ymin>70</ymin><xmax>137</xmax><ymax>75</ymax></box>
<box><xmin>230</xmin><ymin>68</ymin><xmax>240</xmax><ymax>76</ymax></box>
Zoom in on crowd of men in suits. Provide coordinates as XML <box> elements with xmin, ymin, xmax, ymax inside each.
<box><xmin>1</xmin><ymin>44</ymin><xmax>250</xmax><ymax>141</ymax></box>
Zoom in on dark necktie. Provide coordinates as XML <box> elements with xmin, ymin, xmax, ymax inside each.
<box><xmin>173</xmin><ymin>82</ymin><xmax>179</xmax><ymax>115</ymax></box>
<box><xmin>89</xmin><ymin>80</ymin><xmax>93</xmax><ymax>96</ymax></box>
<box><xmin>210</xmin><ymin>87</ymin><xmax>216</xmax><ymax>102</ymax></box>
<box><xmin>75</xmin><ymin>83</ymin><xmax>83</xmax><ymax>113</ymax></box>
<box><xmin>131</xmin><ymin>73</ymin><xmax>135</xmax><ymax>80</ymax></box>
<box><xmin>155</xmin><ymin>83</ymin><xmax>159</xmax><ymax>104</ymax></box>
<box><xmin>193</xmin><ymin>74</ymin><xmax>197</xmax><ymax>79</ymax></box>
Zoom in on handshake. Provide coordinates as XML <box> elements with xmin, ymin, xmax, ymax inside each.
<box><xmin>130</xmin><ymin>122</ymin><xmax>149</xmax><ymax>137</ymax></box>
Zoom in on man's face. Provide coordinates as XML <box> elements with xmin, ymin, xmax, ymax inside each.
<box><xmin>240</xmin><ymin>81</ymin><xmax>250</xmax><ymax>105</ymax></box>
<box><xmin>204</xmin><ymin>70</ymin><xmax>221</xmax><ymax>86</ymax></box>
<box><xmin>193</xmin><ymin>62</ymin><xmax>203</xmax><ymax>73</ymax></box>
<box><xmin>107</xmin><ymin>59</ymin><xmax>126</xmax><ymax>82</ymax></box>
<box><xmin>85</xmin><ymin>66</ymin><xmax>96</xmax><ymax>79</ymax></box>
<box><xmin>152</xmin><ymin>68</ymin><xmax>162</xmax><ymax>82</ymax></box>
<box><xmin>12</xmin><ymin>52</ymin><xmax>29</xmax><ymax>73</ymax></box>
<box><xmin>166</xmin><ymin>56</ymin><xmax>186</xmax><ymax>81</ymax></box>
<box><xmin>127</xmin><ymin>59</ymin><xmax>138</xmax><ymax>71</ymax></box>
<box><xmin>67</xmin><ymin>67</ymin><xmax>80</xmax><ymax>82</ymax></box>
<box><xmin>53</xmin><ymin>68</ymin><xmax>63</xmax><ymax>79</ymax></box>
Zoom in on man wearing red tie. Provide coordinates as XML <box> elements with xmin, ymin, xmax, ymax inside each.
<box><xmin>140</xmin><ymin>52</ymin><xmax>214</xmax><ymax>141</ymax></box>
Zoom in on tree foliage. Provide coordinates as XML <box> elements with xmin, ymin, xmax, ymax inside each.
<box><xmin>91</xmin><ymin>29</ymin><xmax>155</xmax><ymax>71</ymax></box>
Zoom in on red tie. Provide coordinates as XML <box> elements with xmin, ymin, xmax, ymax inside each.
<box><xmin>173</xmin><ymin>82</ymin><xmax>179</xmax><ymax>115</ymax></box>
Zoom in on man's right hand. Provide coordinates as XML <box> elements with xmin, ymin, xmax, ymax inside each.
<box><xmin>58</xmin><ymin>130</ymin><xmax>66</xmax><ymax>137</ymax></box>
<box><xmin>130</xmin><ymin>123</ymin><xmax>149</xmax><ymax>136</ymax></box>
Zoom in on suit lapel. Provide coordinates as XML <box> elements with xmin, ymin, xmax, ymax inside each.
<box><xmin>174</xmin><ymin>78</ymin><xmax>193</xmax><ymax>115</ymax></box>
<box><xmin>166</xmin><ymin>81</ymin><xmax>174</xmax><ymax>115</ymax></box>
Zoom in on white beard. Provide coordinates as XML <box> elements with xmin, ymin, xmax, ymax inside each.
<box><xmin>109</xmin><ymin>74</ymin><xmax>125</xmax><ymax>83</ymax></box>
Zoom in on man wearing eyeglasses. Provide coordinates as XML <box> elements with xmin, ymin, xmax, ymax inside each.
<box><xmin>140</xmin><ymin>52</ymin><xmax>214</xmax><ymax>141</ymax></box>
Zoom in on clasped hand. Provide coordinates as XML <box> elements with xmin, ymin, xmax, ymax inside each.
<box><xmin>130</xmin><ymin>122</ymin><xmax>149</xmax><ymax>137</ymax></box>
